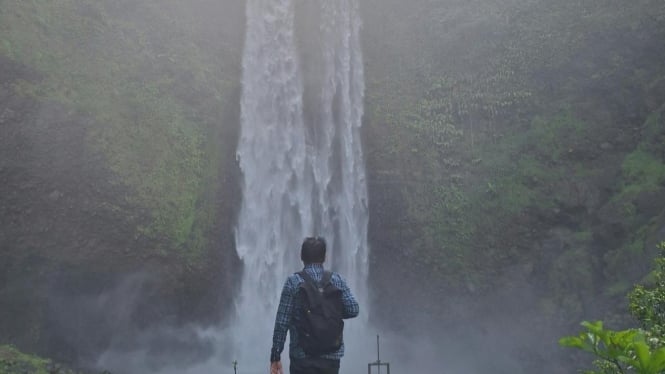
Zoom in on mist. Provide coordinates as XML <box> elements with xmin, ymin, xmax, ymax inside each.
<box><xmin>2</xmin><ymin>0</ymin><xmax>664</xmax><ymax>373</ymax></box>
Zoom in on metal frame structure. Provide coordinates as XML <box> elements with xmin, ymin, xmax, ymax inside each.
<box><xmin>368</xmin><ymin>335</ymin><xmax>390</xmax><ymax>374</ymax></box>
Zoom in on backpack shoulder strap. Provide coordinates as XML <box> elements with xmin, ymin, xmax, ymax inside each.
<box><xmin>298</xmin><ymin>270</ymin><xmax>313</xmax><ymax>285</ymax></box>
<box><xmin>321</xmin><ymin>271</ymin><xmax>333</xmax><ymax>286</ymax></box>
<box><xmin>298</xmin><ymin>270</ymin><xmax>332</xmax><ymax>288</ymax></box>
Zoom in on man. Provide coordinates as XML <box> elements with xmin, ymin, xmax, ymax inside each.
<box><xmin>270</xmin><ymin>237</ymin><xmax>360</xmax><ymax>374</ymax></box>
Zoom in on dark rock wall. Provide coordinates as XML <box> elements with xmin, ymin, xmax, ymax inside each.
<box><xmin>0</xmin><ymin>50</ymin><xmax>241</xmax><ymax>367</ymax></box>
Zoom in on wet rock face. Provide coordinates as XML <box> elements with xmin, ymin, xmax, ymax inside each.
<box><xmin>0</xmin><ymin>55</ymin><xmax>231</xmax><ymax>365</ymax></box>
<box><xmin>0</xmin><ymin>55</ymin><xmax>139</xmax><ymax>362</ymax></box>
<box><xmin>0</xmin><ymin>59</ymin><xmax>138</xmax><ymax>268</ymax></box>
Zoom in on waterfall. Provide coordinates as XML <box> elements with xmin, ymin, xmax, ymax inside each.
<box><xmin>232</xmin><ymin>0</ymin><xmax>368</xmax><ymax>370</ymax></box>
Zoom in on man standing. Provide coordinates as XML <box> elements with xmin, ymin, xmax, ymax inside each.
<box><xmin>270</xmin><ymin>237</ymin><xmax>360</xmax><ymax>374</ymax></box>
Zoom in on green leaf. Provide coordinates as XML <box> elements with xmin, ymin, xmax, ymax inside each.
<box><xmin>633</xmin><ymin>341</ymin><xmax>651</xmax><ymax>371</ymax></box>
<box><xmin>648</xmin><ymin>348</ymin><xmax>665</xmax><ymax>372</ymax></box>
<box><xmin>559</xmin><ymin>336</ymin><xmax>585</xmax><ymax>349</ymax></box>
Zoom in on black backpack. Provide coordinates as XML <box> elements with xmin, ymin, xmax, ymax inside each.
<box><xmin>296</xmin><ymin>270</ymin><xmax>345</xmax><ymax>356</ymax></box>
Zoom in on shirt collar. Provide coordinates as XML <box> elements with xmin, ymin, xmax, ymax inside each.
<box><xmin>304</xmin><ymin>263</ymin><xmax>324</xmax><ymax>270</ymax></box>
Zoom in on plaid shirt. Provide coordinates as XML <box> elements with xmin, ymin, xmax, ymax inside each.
<box><xmin>270</xmin><ymin>263</ymin><xmax>359</xmax><ymax>362</ymax></box>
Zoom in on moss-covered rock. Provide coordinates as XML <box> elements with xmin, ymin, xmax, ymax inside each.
<box><xmin>0</xmin><ymin>0</ymin><xmax>241</xmax><ymax>261</ymax></box>
<box><xmin>0</xmin><ymin>344</ymin><xmax>103</xmax><ymax>374</ymax></box>
<box><xmin>0</xmin><ymin>0</ymin><xmax>244</xmax><ymax>366</ymax></box>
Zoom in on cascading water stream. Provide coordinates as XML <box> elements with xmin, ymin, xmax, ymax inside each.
<box><xmin>232</xmin><ymin>0</ymin><xmax>369</xmax><ymax>370</ymax></box>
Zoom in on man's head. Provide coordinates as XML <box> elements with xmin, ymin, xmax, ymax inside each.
<box><xmin>301</xmin><ymin>237</ymin><xmax>326</xmax><ymax>264</ymax></box>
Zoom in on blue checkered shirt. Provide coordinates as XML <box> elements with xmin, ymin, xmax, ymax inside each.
<box><xmin>270</xmin><ymin>263</ymin><xmax>359</xmax><ymax>362</ymax></box>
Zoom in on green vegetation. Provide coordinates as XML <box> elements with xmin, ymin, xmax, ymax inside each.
<box><xmin>0</xmin><ymin>344</ymin><xmax>99</xmax><ymax>374</ymax></box>
<box><xmin>360</xmin><ymin>10</ymin><xmax>665</xmax><ymax>371</ymax></box>
<box><xmin>561</xmin><ymin>321</ymin><xmax>665</xmax><ymax>374</ymax></box>
<box><xmin>621</xmin><ymin>150</ymin><xmax>665</xmax><ymax>197</ymax></box>
<box><xmin>0</xmin><ymin>0</ymin><xmax>663</xmax><ymax>371</ymax></box>
<box><xmin>630</xmin><ymin>243</ymin><xmax>665</xmax><ymax>343</ymax></box>
<box><xmin>0</xmin><ymin>0</ymin><xmax>239</xmax><ymax>262</ymax></box>
<box><xmin>363</xmin><ymin>0</ymin><xmax>665</xmax><ymax>295</ymax></box>
<box><xmin>562</xmin><ymin>243</ymin><xmax>665</xmax><ymax>373</ymax></box>
<box><xmin>0</xmin><ymin>345</ymin><xmax>49</xmax><ymax>374</ymax></box>
<box><xmin>527</xmin><ymin>113</ymin><xmax>589</xmax><ymax>163</ymax></box>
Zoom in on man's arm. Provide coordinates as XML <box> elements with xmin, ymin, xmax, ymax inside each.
<box><xmin>271</xmin><ymin>277</ymin><xmax>295</xmax><ymax>363</ymax></box>
<box><xmin>334</xmin><ymin>274</ymin><xmax>359</xmax><ymax>319</ymax></box>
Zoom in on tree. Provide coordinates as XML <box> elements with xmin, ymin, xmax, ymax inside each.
<box><xmin>561</xmin><ymin>242</ymin><xmax>665</xmax><ymax>373</ymax></box>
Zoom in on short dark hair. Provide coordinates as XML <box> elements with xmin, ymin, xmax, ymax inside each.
<box><xmin>301</xmin><ymin>237</ymin><xmax>326</xmax><ymax>264</ymax></box>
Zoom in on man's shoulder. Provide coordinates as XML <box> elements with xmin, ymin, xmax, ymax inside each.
<box><xmin>286</xmin><ymin>272</ymin><xmax>305</xmax><ymax>286</ymax></box>
<box><xmin>317</xmin><ymin>270</ymin><xmax>344</xmax><ymax>284</ymax></box>
<box><xmin>328</xmin><ymin>272</ymin><xmax>348</xmax><ymax>288</ymax></box>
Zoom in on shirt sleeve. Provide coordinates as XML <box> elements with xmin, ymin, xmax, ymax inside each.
<box><xmin>334</xmin><ymin>274</ymin><xmax>360</xmax><ymax>319</ymax></box>
<box><xmin>271</xmin><ymin>276</ymin><xmax>295</xmax><ymax>362</ymax></box>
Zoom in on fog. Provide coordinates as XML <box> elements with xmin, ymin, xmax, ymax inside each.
<box><xmin>3</xmin><ymin>0</ymin><xmax>663</xmax><ymax>373</ymax></box>
<box><xmin>85</xmin><ymin>270</ymin><xmax>565</xmax><ymax>373</ymax></box>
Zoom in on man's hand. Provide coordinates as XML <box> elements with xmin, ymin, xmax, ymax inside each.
<box><xmin>270</xmin><ymin>361</ymin><xmax>283</xmax><ymax>374</ymax></box>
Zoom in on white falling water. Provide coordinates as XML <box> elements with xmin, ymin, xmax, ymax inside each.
<box><xmin>232</xmin><ymin>0</ymin><xmax>369</xmax><ymax>370</ymax></box>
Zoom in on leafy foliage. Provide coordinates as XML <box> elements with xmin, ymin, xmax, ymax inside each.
<box><xmin>562</xmin><ymin>243</ymin><xmax>665</xmax><ymax>373</ymax></box>
<box><xmin>560</xmin><ymin>321</ymin><xmax>665</xmax><ymax>374</ymax></box>
<box><xmin>363</xmin><ymin>0</ymin><xmax>665</xmax><ymax>318</ymax></box>
<box><xmin>630</xmin><ymin>242</ymin><xmax>665</xmax><ymax>342</ymax></box>
<box><xmin>0</xmin><ymin>0</ymin><xmax>240</xmax><ymax>261</ymax></box>
<box><xmin>0</xmin><ymin>345</ymin><xmax>50</xmax><ymax>374</ymax></box>
<box><xmin>0</xmin><ymin>344</ymin><xmax>106</xmax><ymax>374</ymax></box>
<box><xmin>620</xmin><ymin>148</ymin><xmax>665</xmax><ymax>197</ymax></box>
